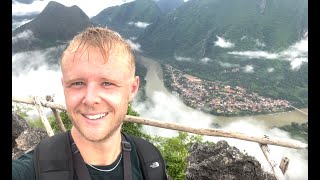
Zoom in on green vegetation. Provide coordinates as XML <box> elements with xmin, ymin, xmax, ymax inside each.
<box><xmin>138</xmin><ymin>0</ymin><xmax>308</xmax><ymax>108</ymax></box>
<box><xmin>152</xmin><ymin>132</ymin><xmax>206</xmax><ymax>180</ymax></box>
<box><xmin>278</xmin><ymin>122</ymin><xmax>308</xmax><ymax>143</ymax></box>
<box><xmin>122</xmin><ymin>104</ymin><xmax>151</xmax><ymax>140</ymax></box>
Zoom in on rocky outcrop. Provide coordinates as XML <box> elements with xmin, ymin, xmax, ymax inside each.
<box><xmin>186</xmin><ymin>140</ymin><xmax>276</xmax><ymax>180</ymax></box>
<box><xmin>12</xmin><ymin>112</ymin><xmax>28</xmax><ymax>148</ymax></box>
<box><xmin>12</xmin><ymin>112</ymin><xmax>48</xmax><ymax>160</ymax></box>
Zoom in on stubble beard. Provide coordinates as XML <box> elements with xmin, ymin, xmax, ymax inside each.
<box><xmin>71</xmin><ymin>114</ymin><xmax>124</xmax><ymax>143</ymax></box>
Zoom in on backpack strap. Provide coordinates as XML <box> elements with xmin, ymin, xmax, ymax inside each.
<box><xmin>122</xmin><ymin>133</ymin><xmax>168</xmax><ymax>180</ymax></box>
<box><xmin>33</xmin><ymin>132</ymin><xmax>74</xmax><ymax>180</ymax></box>
<box><xmin>121</xmin><ymin>133</ymin><xmax>132</xmax><ymax>180</ymax></box>
<box><xmin>68</xmin><ymin>132</ymin><xmax>92</xmax><ymax>180</ymax></box>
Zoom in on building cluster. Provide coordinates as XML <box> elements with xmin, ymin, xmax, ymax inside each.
<box><xmin>163</xmin><ymin>64</ymin><xmax>291</xmax><ymax>115</ymax></box>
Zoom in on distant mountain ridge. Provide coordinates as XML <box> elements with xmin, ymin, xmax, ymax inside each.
<box><xmin>138</xmin><ymin>0</ymin><xmax>308</xmax><ymax>59</ymax></box>
<box><xmin>91</xmin><ymin>0</ymin><xmax>163</xmax><ymax>39</ymax></box>
<box><xmin>12</xmin><ymin>1</ymin><xmax>95</xmax><ymax>53</ymax></box>
<box><xmin>153</xmin><ymin>0</ymin><xmax>184</xmax><ymax>14</ymax></box>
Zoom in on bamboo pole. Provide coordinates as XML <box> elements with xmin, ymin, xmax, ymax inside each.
<box><xmin>13</xmin><ymin>96</ymin><xmax>66</xmax><ymax>110</ymax></box>
<box><xmin>12</xmin><ymin>96</ymin><xmax>308</xmax><ymax>149</ymax></box>
<box><xmin>259</xmin><ymin>144</ymin><xmax>286</xmax><ymax>180</ymax></box>
<box><xmin>45</xmin><ymin>95</ymin><xmax>66</xmax><ymax>133</ymax></box>
<box><xmin>32</xmin><ymin>97</ymin><xmax>54</xmax><ymax>137</ymax></box>
<box><xmin>125</xmin><ymin>115</ymin><xmax>307</xmax><ymax>149</ymax></box>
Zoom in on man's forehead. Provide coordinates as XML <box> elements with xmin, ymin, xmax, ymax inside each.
<box><xmin>61</xmin><ymin>45</ymin><xmax>134</xmax><ymax>75</ymax></box>
<box><xmin>63</xmin><ymin>44</ymin><xmax>130</xmax><ymax>63</ymax></box>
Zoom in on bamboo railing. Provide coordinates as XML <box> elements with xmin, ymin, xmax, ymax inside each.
<box><xmin>12</xmin><ymin>96</ymin><xmax>308</xmax><ymax>180</ymax></box>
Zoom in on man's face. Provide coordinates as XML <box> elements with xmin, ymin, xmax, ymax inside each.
<box><xmin>61</xmin><ymin>45</ymin><xmax>139</xmax><ymax>142</ymax></box>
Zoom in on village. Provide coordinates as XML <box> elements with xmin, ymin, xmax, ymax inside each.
<box><xmin>163</xmin><ymin>64</ymin><xmax>292</xmax><ymax>116</ymax></box>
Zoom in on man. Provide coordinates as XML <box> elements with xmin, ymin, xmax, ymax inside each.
<box><xmin>12</xmin><ymin>27</ymin><xmax>167</xmax><ymax>180</ymax></box>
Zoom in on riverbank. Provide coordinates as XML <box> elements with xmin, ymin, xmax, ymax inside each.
<box><xmin>137</xmin><ymin>55</ymin><xmax>308</xmax><ymax>129</ymax></box>
<box><xmin>162</xmin><ymin>63</ymin><xmax>298</xmax><ymax>117</ymax></box>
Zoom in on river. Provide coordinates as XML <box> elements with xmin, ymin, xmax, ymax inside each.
<box><xmin>136</xmin><ymin>55</ymin><xmax>308</xmax><ymax>129</ymax></box>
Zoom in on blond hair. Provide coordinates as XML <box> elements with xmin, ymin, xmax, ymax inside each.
<box><xmin>61</xmin><ymin>26</ymin><xmax>135</xmax><ymax>74</ymax></box>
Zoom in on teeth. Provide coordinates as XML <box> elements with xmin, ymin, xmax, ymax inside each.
<box><xmin>85</xmin><ymin>113</ymin><xmax>106</xmax><ymax>120</ymax></box>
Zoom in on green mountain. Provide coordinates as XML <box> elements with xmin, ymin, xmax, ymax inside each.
<box><xmin>12</xmin><ymin>1</ymin><xmax>95</xmax><ymax>53</ymax></box>
<box><xmin>138</xmin><ymin>0</ymin><xmax>307</xmax><ymax>58</ymax></box>
<box><xmin>91</xmin><ymin>0</ymin><xmax>163</xmax><ymax>39</ymax></box>
<box><xmin>137</xmin><ymin>0</ymin><xmax>308</xmax><ymax>107</ymax></box>
<box><xmin>153</xmin><ymin>0</ymin><xmax>185</xmax><ymax>14</ymax></box>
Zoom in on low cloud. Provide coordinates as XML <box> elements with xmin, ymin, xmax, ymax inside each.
<box><xmin>267</xmin><ymin>67</ymin><xmax>274</xmax><ymax>73</ymax></box>
<box><xmin>243</xmin><ymin>65</ymin><xmax>254</xmax><ymax>73</ymax></box>
<box><xmin>12</xmin><ymin>0</ymin><xmax>136</xmax><ymax>18</ymax></box>
<box><xmin>126</xmin><ymin>39</ymin><xmax>142</xmax><ymax>52</ymax></box>
<box><xmin>200</xmin><ymin>57</ymin><xmax>211</xmax><ymax>64</ymax></box>
<box><xmin>174</xmin><ymin>54</ymin><xmax>192</xmax><ymax>61</ymax></box>
<box><xmin>12</xmin><ymin>30</ymin><xmax>35</xmax><ymax>44</ymax></box>
<box><xmin>214</xmin><ymin>35</ymin><xmax>235</xmax><ymax>48</ymax></box>
<box><xmin>255</xmin><ymin>39</ymin><xmax>266</xmax><ymax>47</ymax></box>
<box><xmin>12</xmin><ymin>0</ymin><xmax>45</xmax><ymax>16</ymax></box>
<box><xmin>13</xmin><ymin>0</ymin><xmax>36</xmax><ymax>4</ymax></box>
<box><xmin>228</xmin><ymin>37</ymin><xmax>308</xmax><ymax>70</ymax></box>
<box><xmin>12</xmin><ymin>46</ymin><xmax>66</xmax><ymax>105</ymax></box>
<box><xmin>128</xmin><ymin>21</ymin><xmax>150</xmax><ymax>28</ymax></box>
<box><xmin>132</xmin><ymin>91</ymin><xmax>214</xmax><ymax>137</ymax></box>
<box><xmin>12</xmin><ymin>19</ymin><xmax>33</xmax><ymax>30</ymax></box>
<box><xmin>280</xmin><ymin>37</ymin><xmax>308</xmax><ymax>70</ymax></box>
<box><xmin>218</xmin><ymin>61</ymin><xmax>240</xmax><ymax>68</ymax></box>
<box><xmin>240</xmin><ymin>36</ymin><xmax>247</xmax><ymax>40</ymax></box>
<box><xmin>228</xmin><ymin>51</ymin><xmax>279</xmax><ymax>59</ymax></box>
<box><xmin>290</xmin><ymin>58</ymin><xmax>308</xmax><ymax>70</ymax></box>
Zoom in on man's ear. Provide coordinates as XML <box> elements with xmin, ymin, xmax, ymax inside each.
<box><xmin>129</xmin><ymin>76</ymin><xmax>140</xmax><ymax>101</ymax></box>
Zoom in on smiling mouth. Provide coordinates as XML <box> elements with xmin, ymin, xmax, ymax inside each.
<box><xmin>83</xmin><ymin>113</ymin><xmax>107</xmax><ymax>120</ymax></box>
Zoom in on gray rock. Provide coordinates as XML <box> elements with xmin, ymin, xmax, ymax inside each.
<box><xmin>186</xmin><ymin>140</ymin><xmax>276</xmax><ymax>180</ymax></box>
<box><xmin>12</xmin><ymin>126</ymin><xmax>48</xmax><ymax>160</ymax></box>
<box><xmin>12</xmin><ymin>110</ymin><xmax>50</xmax><ymax>159</ymax></box>
<box><xmin>12</xmin><ymin>112</ymin><xmax>28</xmax><ymax>148</ymax></box>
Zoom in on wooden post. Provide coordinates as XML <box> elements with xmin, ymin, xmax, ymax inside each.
<box><xmin>259</xmin><ymin>143</ymin><xmax>286</xmax><ymax>180</ymax></box>
<box><xmin>279</xmin><ymin>157</ymin><xmax>289</xmax><ymax>174</ymax></box>
<box><xmin>46</xmin><ymin>95</ymin><xmax>66</xmax><ymax>132</ymax></box>
<box><xmin>33</xmin><ymin>96</ymin><xmax>54</xmax><ymax>136</ymax></box>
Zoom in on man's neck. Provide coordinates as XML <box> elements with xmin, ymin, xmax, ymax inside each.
<box><xmin>70</xmin><ymin>127</ymin><xmax>122</xmax><ymax>166</ymax></box>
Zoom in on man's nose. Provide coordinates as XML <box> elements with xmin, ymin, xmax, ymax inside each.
<box><xmin>83</xmin><ymin>83</ymin><xmax>101</xmax><ymax>105</ymax></box>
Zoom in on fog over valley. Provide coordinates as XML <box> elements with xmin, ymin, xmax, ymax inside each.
<box><xmin>12</xmin><ymin>38</ymin><xmax>308</xmax><ymax>179</ymax></box>
<box><xmin>12</xmin><ymin>0</ymin><xmax>308</xmax><ymax>179</ymax></box>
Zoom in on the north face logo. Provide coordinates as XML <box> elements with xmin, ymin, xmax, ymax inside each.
<box><xmin>150</xmin><ymin>162</ymin><xmax>159</xmax><ymax>168</ymax></box>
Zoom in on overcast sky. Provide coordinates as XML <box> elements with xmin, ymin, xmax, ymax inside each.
<box><xmin>12</xmin><ymin>0</ymin><xmax>135</xmax><ymax>18</ymax></box>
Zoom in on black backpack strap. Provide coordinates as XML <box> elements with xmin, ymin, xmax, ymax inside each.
<box><xmin>122</xmin><ymin>133</ymin><xmax>167</xmax><ymax>180</ymax></box>
<box><xmin>33</xmin><ymin>132</ymin><xmax>74</xmax><ymax>180</ymax></box>
<box><xmin>68</xmin><ymin>132</ymin><xmax>91</xmax><ymax>180</ymax></box>
<box><xmin>121</xmin><ymin>133</ymin><xmax>132</xmax><ymax>180</ymax></box>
